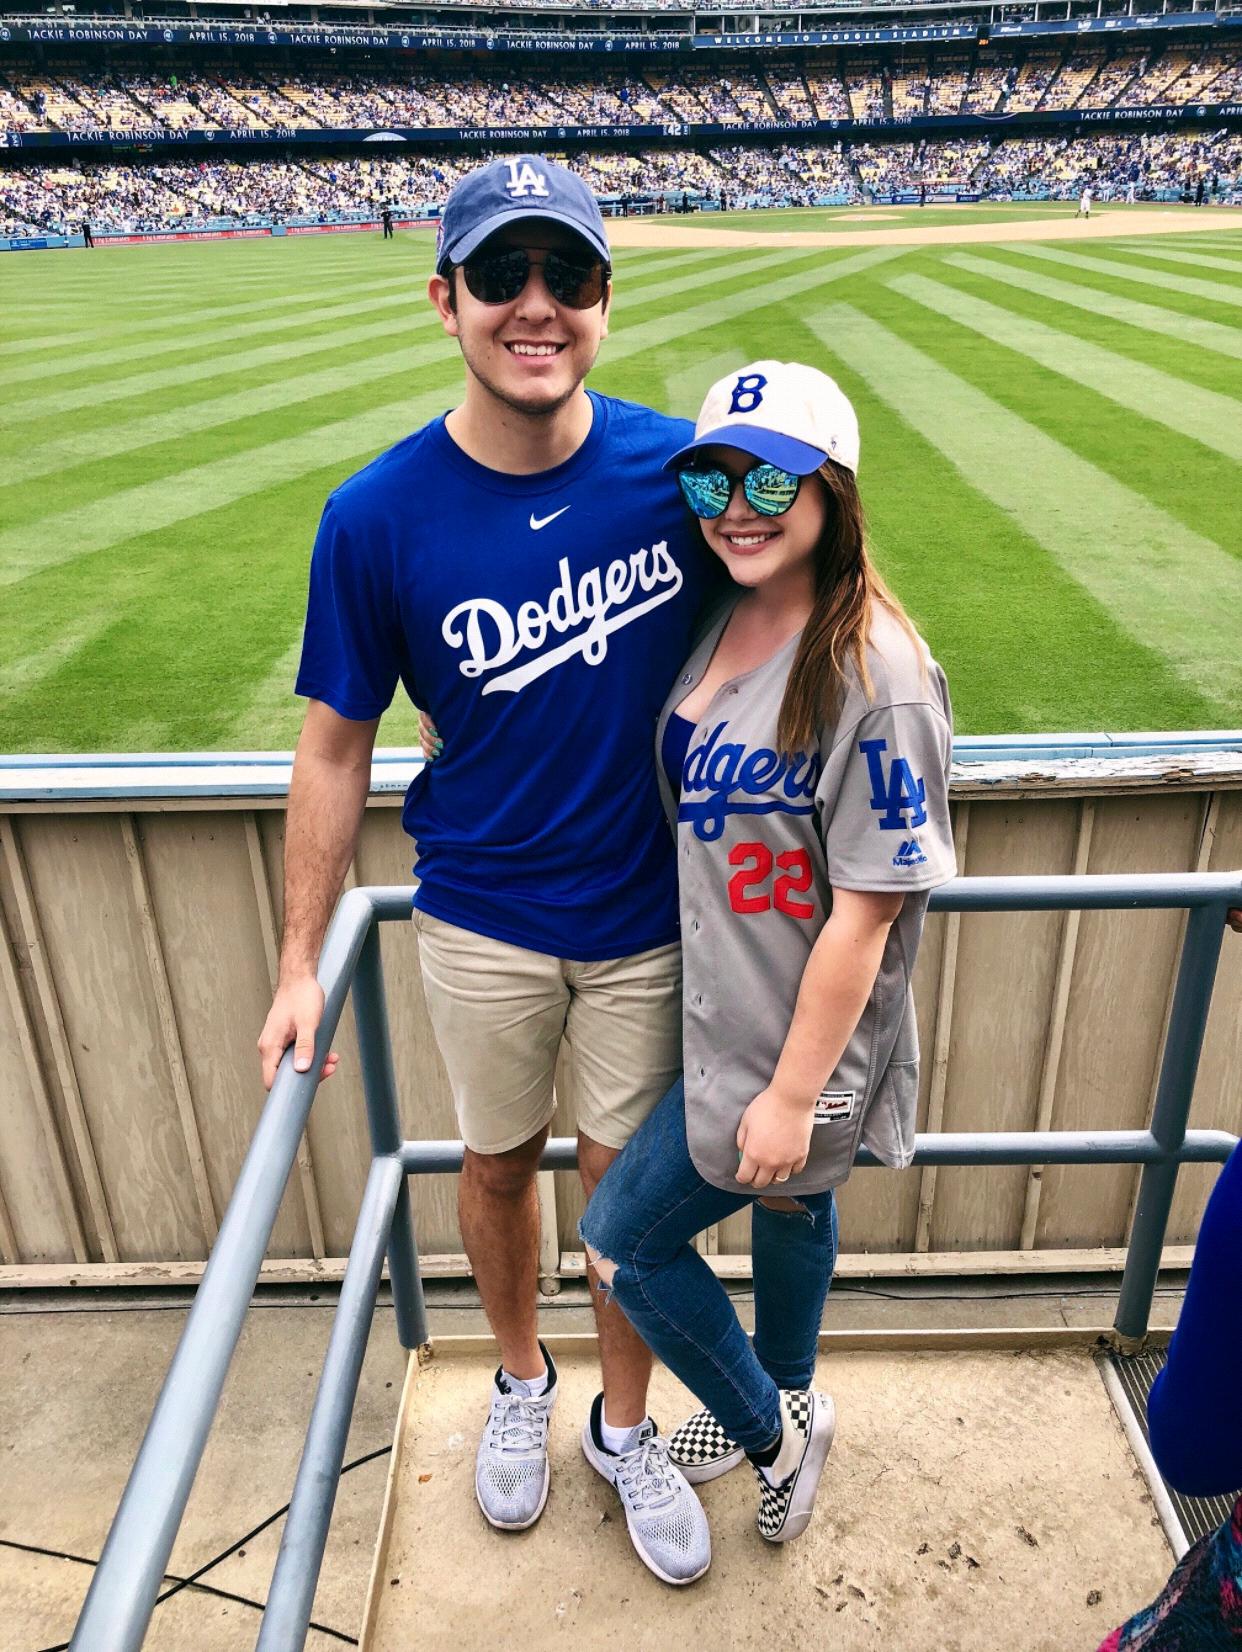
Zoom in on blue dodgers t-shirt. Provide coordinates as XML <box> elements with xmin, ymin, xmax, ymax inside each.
<box><xmin>295</xmin><ymin>391</ymin><xmax>715</xmax><ymax>961</ymax></box>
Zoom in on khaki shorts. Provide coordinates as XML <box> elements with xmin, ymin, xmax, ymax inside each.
<box><xmin>413</xmin><ymin>909</ymin><xmax>683</xmax><ymax>1156</ymax></box>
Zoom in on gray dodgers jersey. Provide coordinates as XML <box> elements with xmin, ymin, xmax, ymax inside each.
<box><xmin>656</xmin><ymin>599</ymin><xmax>955</xmax><ymax>1197</ymax></box>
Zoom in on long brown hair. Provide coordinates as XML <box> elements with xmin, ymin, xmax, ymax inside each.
<box><xmin>776</xmin><ymin>459</ymin><xmax>925</xmax><ymax>756</ymax></box>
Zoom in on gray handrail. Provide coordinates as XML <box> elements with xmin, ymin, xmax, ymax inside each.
<box><xmin>70</xmin><ymin>870</ymin><xmax>1242</xmax><ymax>1651</ymax></box>
<box><xmin>69</xmin><ymin>888</ymin><xmax>381</xmax><ymax>1650</ymax></box>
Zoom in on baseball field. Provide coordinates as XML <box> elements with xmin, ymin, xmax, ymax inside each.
<box><xmin>1</xmin><ymin>201</ymin><xmax>1239</xmax><ymax>753</ymax></box>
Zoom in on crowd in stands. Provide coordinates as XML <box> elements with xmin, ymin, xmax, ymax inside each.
<box><xmin>2</xmin><ymin>43</ymin><xmax>1241</xmax><ymax>135</ymax></box>
<box><xmin>851</xmin><ymin>137</ymin><xmax>991</xmax><ymax>193</ymax></box>
<box><xmin>974</xmin><ymin>127</ymin><xmax>1242</xmax><ymax>199</ymax></box>
<box><xmin>3</xmin><ymin>128</ymin><xmax>1238</xmax><ymax>237</ymax></box>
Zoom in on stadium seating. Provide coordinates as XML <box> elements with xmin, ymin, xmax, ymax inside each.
<box><xmin>2</xmin><ymin>31</ymin><xmax>1240</xmax><ymax>238</ymax></box>
<box><xmin>4</xmin><ymin>128</ymin><xmax>1239</xmax><ymax>236</ymax></box>
<box><xmin>1</xmin><ymin>48</ymin><xmax>1239</xmax><ymax>136</ymax></box>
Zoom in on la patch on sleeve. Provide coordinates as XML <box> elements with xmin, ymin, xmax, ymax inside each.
<box><xmin>859</xmin><ymin>737</ymin><xmax>928</xmax><ymax>832</ymax></box>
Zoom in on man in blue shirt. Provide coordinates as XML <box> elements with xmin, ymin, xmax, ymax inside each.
<box><xmin>258</xmin><ymin>156</ymin><xmax>715</xmax><ymax>1584</ymax></box>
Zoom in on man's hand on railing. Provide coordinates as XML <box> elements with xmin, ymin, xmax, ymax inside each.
<box><xmin>258</xmin><ymin>974</ymin><xmax>340</xmax><ymax>1091</ymax></box>
<box><xmin>1229</xmin><ymin>909</ymin><xmax>1242</xmax><ymax>935</ymax></box>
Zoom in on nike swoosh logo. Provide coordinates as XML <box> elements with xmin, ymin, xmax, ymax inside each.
<box><xmin>529</xmin><ymin>507</ymin><xmax>570</xmax><ymax>531</ymax></box>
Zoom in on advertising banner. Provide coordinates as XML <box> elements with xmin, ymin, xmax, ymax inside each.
<box><xmin>0</xmin><ymin>8</ymin><xmax>1235</xmax><ymax>54</ymax></box>
<box><xmin>1</xmin><ymin>217</ymin><xmax>439</xmax><ymax>249</ymax></box>
<box><xmin>5</xmin><ymin>103</ymin><xmax>1237</xmax><ymax>153</ymax></box>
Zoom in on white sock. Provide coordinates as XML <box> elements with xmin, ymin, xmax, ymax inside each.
<box><xmin>759</xmin><ymin>1400</ymin><xmax>805</xmax><ymax>1487</ymax></box>
<box><xmin>501</xmin><ymin>1363</ymin><xmax>548</xmax><ymax>1398</ymax></box>
<box><xmin>600</xmin><ymin>1408</ymin><xmax>645</xmax><ymax>1455</ymax></box>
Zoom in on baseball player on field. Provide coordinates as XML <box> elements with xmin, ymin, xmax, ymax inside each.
<box><xmin>578</xmin><ymin>362</ymin><xmax>956</xmax><ymax>1559</ymax></box>
<box><xmin>258</xmin><ymin>155</ymin><xmax>724</xmax><ymax>1583</ymax></box>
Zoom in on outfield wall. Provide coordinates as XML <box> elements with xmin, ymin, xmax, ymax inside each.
<box><xmin>0</xmin><ymin>215</ymin><xmax>439</xmax><ymax>252</ymax></box>
<box><xmin>1</xmin><ymin>739</ymin><xmax>1238</xmax><ymax>1289</ymax></box>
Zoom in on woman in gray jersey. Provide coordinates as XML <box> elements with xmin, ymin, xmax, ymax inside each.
<box><xmin>579</xmin><ymin>360</ymin><xmax>956</xmax><ymax>1562</ymax></box>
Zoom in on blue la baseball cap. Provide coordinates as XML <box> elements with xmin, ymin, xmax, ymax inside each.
<box><xmin>435</xmin><ymin>155</ymin><xmax>610</xmax><ymax>275</ymax></box>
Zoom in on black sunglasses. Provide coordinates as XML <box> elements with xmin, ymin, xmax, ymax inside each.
<box><xmin>676</xmin><ymin>461</ymin><xmax>802</xmax><ymax>520</ymax></box>
<box><xmin>459</xmin><ymin>247</ymin><xmax>610</xmax><ymax>311</ymax></box>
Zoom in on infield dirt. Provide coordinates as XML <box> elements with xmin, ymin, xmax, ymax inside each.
<box><xmin>609</xmin><ymin>205</ymin><xmax>1242</xmax><ymax>250</ymax></box>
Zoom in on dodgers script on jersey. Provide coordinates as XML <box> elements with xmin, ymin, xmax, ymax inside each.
<box><xmin>295</xmin><ymin>393</ymin><xmax>714</xmax><ymax>959</ymax></box>
<box><xmin>655</xmin><ymin>600</ymin><xmax>955</xmax><ymax>1196</ymax></box>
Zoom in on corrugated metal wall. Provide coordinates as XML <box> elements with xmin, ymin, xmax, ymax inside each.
<box><xmin>1</xmin><ymin>769</ymin><xmax>1239</xmax><ymax>1282</ymax></box>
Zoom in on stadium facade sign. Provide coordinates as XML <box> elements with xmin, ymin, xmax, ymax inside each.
<box><xmin>699</xmin><ymin>8</ymin><xmax>1231</xmax><ymax>45</ymax></box>
<box><xmin>0</xmin><ymin>20</ymin><xmax>684</xmax><ymax>51</ymax></box>
<box><xmin>0</xmin><ymin>9</ymin><xmax>1235</xmax><ymax>52</ymax></box>
<box><xmin>6</xmin><ymin>103</ymin><xmax>1237</xmax><ymax>151</ymax></box>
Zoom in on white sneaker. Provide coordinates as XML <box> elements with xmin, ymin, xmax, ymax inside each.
<box><xmin>581</xmin><ymin>1394</ymin><xmax>711</xmax><ymax>1586</ymax></box>
<box><xmin>667</xmin><ymin>1409</ymin><xmax>745</xmax><ymax>1485</ymax></box>
<box><xmin>474</xmin><ymin>1345</ymin><xmax>558</xmax><ymax>1531</ymax></box>
<box><xmin>752</xmin><ymin>1389</ymin><xmax>836</xmax><ymax>1543</ymax></box>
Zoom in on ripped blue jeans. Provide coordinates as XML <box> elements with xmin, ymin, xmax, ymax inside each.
<box><xmin>579</xmin><ymin>1076</ymin><xmax>838</xmax><ymax>1452</ymax></box>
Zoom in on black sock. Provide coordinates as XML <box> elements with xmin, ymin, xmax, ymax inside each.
<box><xmin>746</xmin><ymin>1432</ymin><xmax>782</xmax><ymax>1468</ymax></box>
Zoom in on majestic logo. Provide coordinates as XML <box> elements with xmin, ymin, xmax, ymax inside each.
<box><xmin>678</xmin><ymin>724</ymin><xmax>822</xmax><ymax>842</ymax></box>
<box><xmin>529</xmin><ymin>506</ymin><xmax>569</xmax><ymax>531</ymax></box>
<box><xmin>442</xmin><ymin>544</ymin><xmax>682</xmax><ymax>695</ymax></box>
<box><xmin>814</xmin><ymin>1088</ymin><xmax>855</xmax><ymax>1124</ymax></box>
<box><xmin>892</xmin><ymin>838</ymin><xmax>928</xmax><ymax>870</ymax></box>
<box><xmin>504</xmin><ymin>159</ymin><xmax>550</xmax><ymax>199</ymax></box>
<box><xmin>728</xmin><ymin>372</ymin><xmax>767</xmax><ymax>415</ymax></box>
<box><xmin>859</xmin><ymin>737</ymin><xmax>927</xmax><ymax>832</ymax></box>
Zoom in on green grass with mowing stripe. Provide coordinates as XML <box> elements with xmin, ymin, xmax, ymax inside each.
<box><xmin>0</xmin><ymin>219</ymin><xmax>1238</xmax><ymax>753</ymax></box>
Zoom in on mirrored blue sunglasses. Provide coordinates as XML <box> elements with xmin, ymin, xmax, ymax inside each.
<box><xmin>676</xmin><ymin>461</ymin><xmax>802</xmax><ymax>521</ymax></box>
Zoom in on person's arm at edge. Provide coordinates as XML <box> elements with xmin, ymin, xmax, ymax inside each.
<box><xmin>1145</xmin><ymin>1136</ymin><xmax>1242</xmax><ymax>1497</ymax></box>
<box><xmin>736</xmin><ymin>887</ymin><xmax>904</xmax><ymax>1188</ymax></box>
<box><xmin>256</xmin><ymin>699</ymin><xmax>380</xmax><ymax>1090</ymax></box>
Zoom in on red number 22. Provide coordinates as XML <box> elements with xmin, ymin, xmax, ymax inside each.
<box><xmin>726</xmin><ymin>843</ymin><xmax>815</xmax><ymax>920</ymax></box>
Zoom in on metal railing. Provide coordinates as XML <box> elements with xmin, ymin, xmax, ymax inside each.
<box><xmin>70</xmin><ymin>870</ymin><xmax>1242</xmax><ymax>1652</ymax></box>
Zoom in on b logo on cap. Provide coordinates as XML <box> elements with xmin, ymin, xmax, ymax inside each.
<box><xmin>505</xmin><ymin>160</ymin><xmax>550</xmax><ymax>200</ymax></box>
<box><xmin>729</xmin><ymin>373</ymin><xmax>767</xmax><ymax>415</ymax></box>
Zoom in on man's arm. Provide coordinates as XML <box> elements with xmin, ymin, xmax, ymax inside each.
<box><xmin>257</xmin><ymin>699</ymin><xmax>380</xmax><ymax>1090</ymax></box>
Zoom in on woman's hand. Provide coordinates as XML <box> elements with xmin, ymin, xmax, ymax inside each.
<box><xmin>736</xmin><ymin>1086</ymin><xmax>814</xmax><ymax>1189</ymax></box>
<box><xmin>418</xmin><ymin>710</ymin><xmax>442</xmax><ymax>762</ymax></box>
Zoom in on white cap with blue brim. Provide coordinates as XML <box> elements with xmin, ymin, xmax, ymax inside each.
<box><xmin>665</xmin><ymin>360</ymin><xmax>860</xmax><ymax>477</ymax></box>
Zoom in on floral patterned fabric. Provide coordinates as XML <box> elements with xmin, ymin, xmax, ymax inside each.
<box><xmin>1098</xmin><ymin>1496</ymin><xmax>1242</xmax><ymax>1650</ymax></box>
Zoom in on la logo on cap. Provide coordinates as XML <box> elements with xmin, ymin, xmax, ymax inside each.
<box><xmin>505</xmin><ymin>160</ymin><xmax>550</xmax><ymax>199</ymax></box>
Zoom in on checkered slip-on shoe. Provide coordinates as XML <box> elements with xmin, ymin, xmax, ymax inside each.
<box><xmin>667</xmin><ymin>1409</ymin><xmax>746</xmax><ymax>1485</ymax></box>
<box><xmin>752</xmin><ymin>1389</ymin><xmax>836</xmax><ymax>1544</ymax></box>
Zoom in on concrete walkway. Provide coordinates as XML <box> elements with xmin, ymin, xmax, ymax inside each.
<box><xmin>368</xmin><ymin>1346</ymin><xmax>1173</xmax><ymax>1652</ymax></box>
<box><xmin>0</xmin><ymin>1279</ymin><xmax>1182</xmax><ymax>1649</ymax></box>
